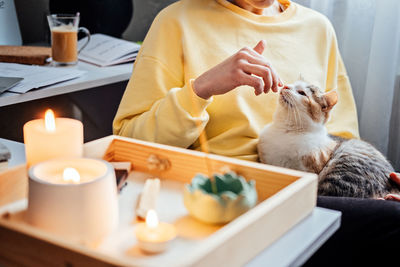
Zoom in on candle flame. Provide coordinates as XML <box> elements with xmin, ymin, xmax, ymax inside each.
<box><xmin>45</xmin><ymin>109</ymin><xmax>56</xmax><ymax>132</ymax></box>
<box><xmin>146</xmin><ymin>209</ymin><xmax>159</xmax><ymax>228</ymax></box>
<box><xmin>63</xmin><ymin>167</ymin><xmax>81</xmax><ymax>183</ymax></box>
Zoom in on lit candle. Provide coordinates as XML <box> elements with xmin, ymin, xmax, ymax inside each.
<box><xmin>23</xmin><ymin>109</ymin><xmax>83</xmax><ymax>167</ymax></box>
<box><xmin>135</xmin><ymin>209</ymin><xmax>177</xmax><ymax>253</ymax></box>
<box><xmin>63</xmin><ymin>167</ymin><xmax>81</xmax><ymax>183</ymax></box>
<box><xmin>27</xmin><ymin>158</ymin><xmax>118</xmax><ymax>244</ymax></box>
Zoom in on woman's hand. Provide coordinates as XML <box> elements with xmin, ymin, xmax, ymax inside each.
<box><xmin>384</xmin><ymin>172</ymin><xmax>400</xmax><ymax>201</ymax></box>
<box><xmin>193</xmin><ymin>40</ymin><xmax>282</xmax><ymax>99</ymax></box>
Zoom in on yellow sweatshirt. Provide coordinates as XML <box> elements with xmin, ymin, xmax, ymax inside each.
<box><xmin>113</xmin><ymin>0</ymin><xmax>359</xmax><ymax>161</ymax></box>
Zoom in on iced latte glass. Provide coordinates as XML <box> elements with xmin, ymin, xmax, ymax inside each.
<box><xmin>47</xmin><ymin>14</ymin><xmax>90</xmax><ymax>66</ymax></box>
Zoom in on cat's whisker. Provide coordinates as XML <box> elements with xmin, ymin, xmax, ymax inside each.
<box><xmin>288</xmin><ymin>93</ymin><xmax>301</xmax><ymax>130</ymax></box>
<box><xmin>287</xmin><ymin>98</ymin><xmax>295</xmax><ymax>126</ymax></box>
<box><xmin>291</xmin><ymin>95</ymin><xmax>304</xmax><ymax>131</ymax></box>
<box><xmin>287</xmin><ymin>95</ymin><xmax>297</xmax><ymax>128</ymax></box>
<box><xmin>295</xmin><ymin>104</ymin><xmax>303</xmax><ymax>130</ymax></box>
<box><xmin>294</xmin><ymin>105</ymin><xmax>302</xmax><ymax>130</ymax></box>
<box><xmin>286</xmin><ymin>96</ymin><xmax>296</xmax><ymax>127</ymax></box>
<box><xmin>291</xmin><ymin>106</ymin><xmax>298</xmax><ymax>129</ymax></box>
<box><xmin>286</xmin><ymin>104</ymin><xmax>292</xmax><ymax>124</ymax></box>
<box><xmin>281</xmin><ymin>93</ymin><xmax>293</xmax><ymax>126</ymax></box>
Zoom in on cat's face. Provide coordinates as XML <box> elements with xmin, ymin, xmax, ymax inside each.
<box><xmin>276</xmin><ymin>80</ymin><xmax>338</xmax><ymax>128</ymax></box>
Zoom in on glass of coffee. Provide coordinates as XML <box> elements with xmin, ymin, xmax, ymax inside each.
<box><xmin>47</xmin><ymin>13</ymin><xmax>90</xmax><ymax>66</ymax></box>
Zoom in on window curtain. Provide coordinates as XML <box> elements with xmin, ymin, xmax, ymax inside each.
<box><xmin>293</xmin><ymin>0</ymin><xmax>400</xmax><ymax>170</ymax></box>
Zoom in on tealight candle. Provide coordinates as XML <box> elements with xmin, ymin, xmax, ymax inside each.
<box><xmin>23</xmin><ymin>109</ymin><xmax>83</xmax><ymax>167</ymax></box>
<box><xmin>27</xmin><ymin>158</ymin><xmax>118</xmax><ymax>244</ymax></box>
<box><xmin>135</xmin><ymin>209</ymin><xmax>177</xmax><ymax>253</ymax></box>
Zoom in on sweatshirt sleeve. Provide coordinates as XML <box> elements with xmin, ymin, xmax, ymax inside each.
<box><xmin>113</xmin><ymin>8</ymin><xmax>212</xmax><ymax>148</ymax></box>
<box><xmin>324</xmin><ymin>27</ymin><xmax>360</xmax><ymax>139</ymax></box>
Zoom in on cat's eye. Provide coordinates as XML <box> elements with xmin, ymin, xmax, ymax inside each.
<box><xmin>298</xmin><ymin>91</ymin><xmax>306</xmax><ymax>96</ymax></box>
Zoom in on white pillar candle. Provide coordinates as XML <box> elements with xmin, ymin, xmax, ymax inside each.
<box><xmin>27</xmin><ymin>158</ymin><xmax>118</xmax><ymax>244</ymax></box>
<box><xmin>23</xmin><ymin>109</ymin><xmax>83</xmax><ymax>167</ymax></box>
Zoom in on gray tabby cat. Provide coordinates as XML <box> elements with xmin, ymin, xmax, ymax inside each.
<box><xmin>258</xmin><ymin>80</ymin><xmax>399</xmax><ymax>198</ymax></box>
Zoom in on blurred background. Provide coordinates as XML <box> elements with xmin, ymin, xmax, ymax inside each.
<box><xmin>13</xmin><ymin>0</ymin><xmax>177</xmax><ymax>44</ymax></box>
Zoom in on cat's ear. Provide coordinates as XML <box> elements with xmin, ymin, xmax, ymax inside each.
<box><xmin>322</xmin><ymin>90</ymin><xmax>338</xmax><ymax>111</ymax></box>
<box><xmin>298</xmin><ymin>73</ymin><xmax>304</xmax><ymax>81</ymax></box>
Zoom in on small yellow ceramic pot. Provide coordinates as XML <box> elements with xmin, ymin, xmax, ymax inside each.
<box><xmin>183</xmin><ymin>172</ymin><xmax>257</xmax><ymax>224</ymax></box>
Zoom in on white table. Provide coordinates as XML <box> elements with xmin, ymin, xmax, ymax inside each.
<box><xmin>0</xmin><ymin>61</ymin><xmax>133</xmax><ymax>142</ymax></box>
<box><xmin>0</xmin><ymin>138</ymin><xmax>341</xmax><ymax>267</ymax></box>
<box><xmin>0</xmin><ymin>61</ymin><xmax>133</xmax><ymax>107</ymax></box>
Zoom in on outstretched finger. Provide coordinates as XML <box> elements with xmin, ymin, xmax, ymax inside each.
<box><xmin>253</xmin><ymin>40</ymin><xmax>266</xmax><ymax>55</ymax></box>
<box><xmin>245</xmin><ymin>54</ymin><xmax>280</xmax><ymax>92</ymax></box>
<box><xmin>239</xmin><ymin>71</ymin><xmax>264</xmax><ymax>96</ymax></box>
<box><xmin>242</xmin><ymin>63</ymin><xmax>273</xmax><ymax>94</ymax></box>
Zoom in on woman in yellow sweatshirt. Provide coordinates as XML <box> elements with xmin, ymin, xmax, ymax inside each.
<box><xmin>114</xmin><ymin>1</ymin><xmax>400</xmax><ymax>265</ymax></box>
<box><xmin>113</xmin><ymin>0</ymin><xmax>359</xmax><ymax>162</ymax></box>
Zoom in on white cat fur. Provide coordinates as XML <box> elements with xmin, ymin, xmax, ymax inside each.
<box><xmin>258</xmin><ymin>81</ymin><xmax>334</xmax><ymax>171</ymax></box>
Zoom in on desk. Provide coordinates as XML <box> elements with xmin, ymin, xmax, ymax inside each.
<box><xmin>0</xmin><ymin>61</ymin><xmax>133</xmax><ymax>142</ymax></box>
<box><xmin>0</xmin><ymin>138</ymin><xmax>341</xmax><ymax>267</ymax></box>
<box><xmin>0</xmin><ymin>61</ymin><xmax>133</xmax><ymax>107</ymax></box>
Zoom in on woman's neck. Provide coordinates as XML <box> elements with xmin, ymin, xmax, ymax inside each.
<box><xmin>230</xmin><ymin>0</ymin><xmax>283</xmax><ymax>15</ymax></box>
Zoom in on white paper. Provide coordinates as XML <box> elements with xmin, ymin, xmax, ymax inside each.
<box><xmin>78</xmin><ymin>33</ymin><xmax>140</xmax><ymax>67</ymax></box>
<box><xmin>0</xmin><ymin>91</ymin><xmax>19</xmax><ymax>97</ymax></box>
<box><xmin>0</xmin><ymin>63</ymin><xmax>85</xmax><ymax>94</ymax></box>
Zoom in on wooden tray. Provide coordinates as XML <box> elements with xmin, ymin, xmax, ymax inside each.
<box><xmin>0</xmin><ymin>135</ymin><xmax>317</xmax><ymax>267</ymax></box>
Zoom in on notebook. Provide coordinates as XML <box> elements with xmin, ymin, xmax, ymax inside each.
<box><xmin>78</xmin><ymin>34</ymin><xmax>140</xmax><ymax>67</ymax></box>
